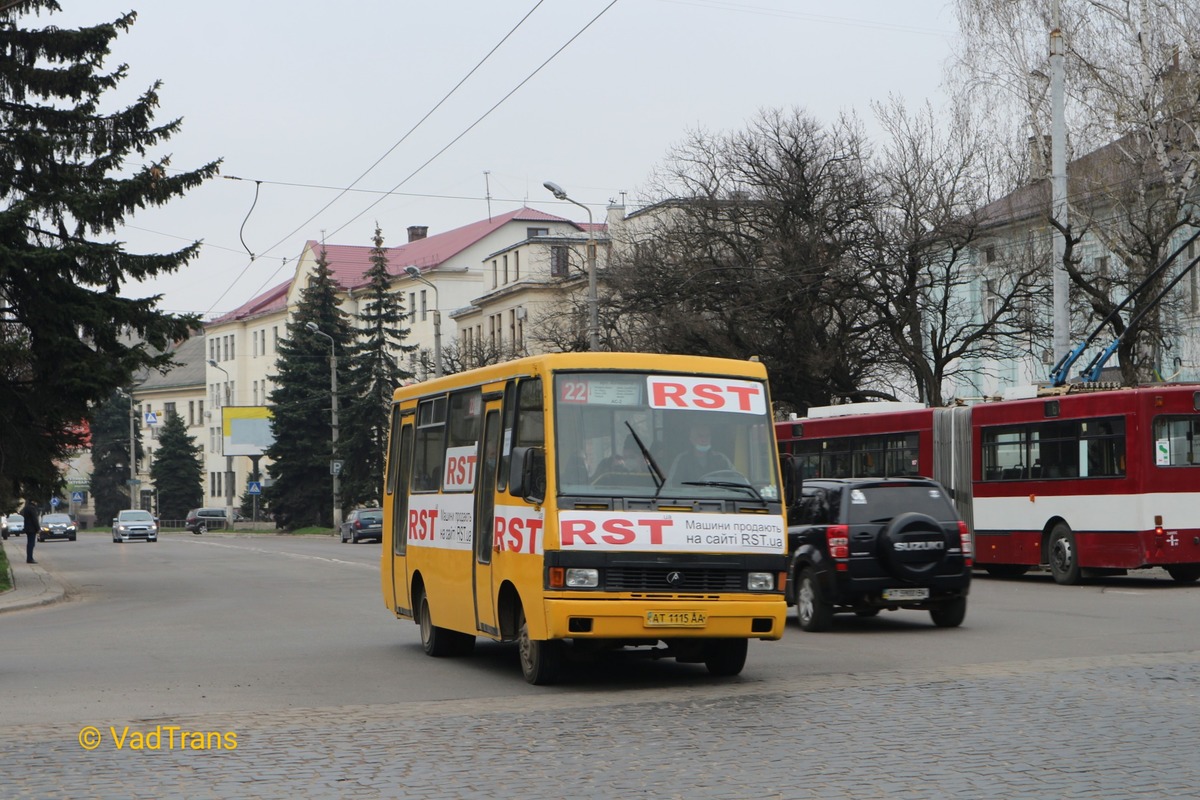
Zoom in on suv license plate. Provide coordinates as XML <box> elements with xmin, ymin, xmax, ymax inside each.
<box><xmin>882</xmin><ymin>588</ymin><xmax>929</xmax><ymax>601</ymax></box>
<box><xmin>645</xmin><ymin>610</ymin><xmax>707</xmax><ymax>628</ymax></box>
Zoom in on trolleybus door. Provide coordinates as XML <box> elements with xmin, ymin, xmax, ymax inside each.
<box><xmin>473</xmin><ymin>408</ymin><xmax>502</xmax><ymax>635</ymax></box>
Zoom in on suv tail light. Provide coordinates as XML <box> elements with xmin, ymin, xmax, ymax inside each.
<box><xmin>958</xmin><ymin>521</ymin><xmax>973</xmax><ymax>566</ymax></box>
<box><xmin>827</xmin><ymin>524</ymin><xmax>850</xmax><ymax>571</ymax></box>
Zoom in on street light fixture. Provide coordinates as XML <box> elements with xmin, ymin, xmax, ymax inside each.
<box><xmin>207</xmin><ymin>359</ymin><xmax>236</xmax><ymax>526</ymax></box>
<box><xmin>404</xmin><ymin>266</ymin><xmax>442</xmax><ymax>378</ymax></box>
<box><xmin>544</xmin><ymin>180</ymin><xmax>599</xmax><ymax>351</ymax></box>
<box><xmin>306</xmin><ymin>322</ymin><xmax>341</xmax><ymax>530</ymax></box>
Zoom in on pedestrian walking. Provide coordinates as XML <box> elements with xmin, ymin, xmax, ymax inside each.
<box><xmin>21</xmin><ymin>498</ymin><xmax>39</xmax><ymax>564</ymax></box>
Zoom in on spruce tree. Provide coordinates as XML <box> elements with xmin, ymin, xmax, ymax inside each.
<box><xmin>90</xmin><ymin>392</ymin><xmax>143</xmax><ymax>525</ymax></box>
<box><xmin>339</xmin><ymin>226</ymin><xmax>416</xmax><ymax>508</ymax></box>
<box><xmin>148</xmin><ymin>409</ymin><xmax>202</xmax><ymax>521</ymax></box>
<box><xmin>263</xmin><ymin>248</ymin><xmax>353</xmax><ymax>530</ymax></box>
<box><xmin>0</xmin><ymin>4</ymin><xmax>219</xmax><ymax>510</ymax></box>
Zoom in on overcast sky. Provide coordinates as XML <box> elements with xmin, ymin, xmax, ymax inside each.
<box><xmin>45</xmin><ymin>1</ymin><xmax>959</xmax><ymax>318</ymax></box>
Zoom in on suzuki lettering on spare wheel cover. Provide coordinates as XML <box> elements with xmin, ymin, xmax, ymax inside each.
<box><xmin>880</xmin><ymin>511</ymin><xmax>948</xmax><ymax>580</ymax></box>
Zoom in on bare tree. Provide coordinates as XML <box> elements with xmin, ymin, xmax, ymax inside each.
<box><xmin>865</xmin><ymin>99</ymin><xmax>1050</xmax><ymax>405</ymax></box>
<box><xmin>605</xmin><ymin>108</ymin><xmax>894</xmax><ymax>413</ymax></box>
<box><xmin>951</xmin><ymin>0</ymin><xmax>1200</xmax><ymax>384</ymax></box>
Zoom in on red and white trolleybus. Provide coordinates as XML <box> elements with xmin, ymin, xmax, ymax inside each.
<box><xmin>776</xmin><ymin>385</ymin><xmax>1200</xmax><ymax>585</ymax></box>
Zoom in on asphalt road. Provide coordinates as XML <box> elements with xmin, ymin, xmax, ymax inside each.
<box><xmin>3</xmin><ymin>531</ymin><xmax>1200</xmax><ymax>798</ymax></box>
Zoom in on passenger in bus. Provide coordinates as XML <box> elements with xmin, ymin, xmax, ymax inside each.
<box><xmin>667</xmin><ymin>423</ymin><xmax>733</xmax><ymax>483</ymax></box>
<box><xmin>593</xmin><ymin>435</ymin><xmax>646</xmax><ymax>478</ymax></box>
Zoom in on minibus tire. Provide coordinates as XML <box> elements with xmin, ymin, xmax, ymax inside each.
<box><xmin>418</xmin><ymin>591</ymin><xmax>461</xmax><ymax>657</ymax></box>
<box><xmin>517</xmin><ymin>605</ymin><xmax>562</xmax><ymax>685</ymax></box>
<box><xmin>704</xmin><ymin>638</ymin><xmax>748</xmax><ymax>677</ymax></box>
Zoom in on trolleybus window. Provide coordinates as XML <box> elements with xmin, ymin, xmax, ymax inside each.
<box><xmin>1153</xmin><ymin>415</ymin><xmax>1200</xmax><ymax>466</ymax></box>
<box><xmin>981</xmin><ymin>416</ymin><xmax>1124</xmax><ymax>480</ymax></box>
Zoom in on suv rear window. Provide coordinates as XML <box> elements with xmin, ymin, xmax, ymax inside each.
<box><xmin>844</xmin><ymin>485</ymin><xmax>954</xmax><ymax>524</ymax></box>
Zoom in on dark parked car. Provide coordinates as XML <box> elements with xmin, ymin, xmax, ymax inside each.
<box><xmin>783</xmin><ymin>477</ymin><xmax>972</xmax><ymax>631</ymax></box>
<box><xmin>112</xmin><ymin>509</ymin><xmax>158</xmax><ymax>543</ymax></box>
<box><xmin>340</xmin><ymin>507</ymin><xmax>383</xmax><ymax>544</ymax></box>
<box><xmin>38</xmin><ymin>512</ymin><xmax>78</xmax><ymax>542</ymax></box>
<box><xmin>185</xmin><ymin>507</ymin><xmax>230</xmax><ymax>534</ymax></box>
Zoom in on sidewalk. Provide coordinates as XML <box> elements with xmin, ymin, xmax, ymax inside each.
<box><xmin>0</xmin><ymin>535</ymin><xmax>66</xmax><ymax>613</ymax></box>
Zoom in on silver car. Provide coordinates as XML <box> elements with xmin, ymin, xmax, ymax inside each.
<box><xmin>112</xmin><ymin>509</ymin><xmax>158</xmax><ymax>543</ymax></box>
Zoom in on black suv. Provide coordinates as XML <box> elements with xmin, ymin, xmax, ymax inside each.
<box><xmin>783</xmin><ymin>477</ymin><xmax>971</xmax><ymax>631</ymax></box>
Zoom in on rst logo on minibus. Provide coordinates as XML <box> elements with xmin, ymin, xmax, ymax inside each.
<box><xmin>647</xmin><ymin>376</ymin><xmax>765</xmax><ymax>415</ymax></box>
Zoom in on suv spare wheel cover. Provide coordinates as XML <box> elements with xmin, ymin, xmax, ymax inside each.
<box><xmin>878</xmin><ymin>511</ymin><xmax>949</xmax><ymax>580</ymax></box>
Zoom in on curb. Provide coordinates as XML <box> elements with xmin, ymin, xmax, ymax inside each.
<box><xmin>0</xmin><ymin>537</ymin><xmax>67</xmax><ymax>613</ymax></box>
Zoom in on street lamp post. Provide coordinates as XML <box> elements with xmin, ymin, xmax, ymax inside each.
<box><xmin>117</xmin><ymin>389</ymin><xmax>138</xmax><ymax>506</ymax></box>
<box><xmin>404</xmin><ymin>266</ymin><xmax>442</xmax><ymax>378</ymax></box>
<box><xmin>306</xmin><ymin>323</ymin><xmax>341</xmax><ymax>530</ymax></box>
<box><xmin>207</xmin><ymin>359</ymin><xmax>236</xmax><ymax>527</ymax></box>
<box><xmin>543</xmin><ymin>180</ymin><xmax>599</xmax><ymax>351</ymax></box>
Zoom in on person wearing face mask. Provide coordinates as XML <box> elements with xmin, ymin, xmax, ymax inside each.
<box><xmin>667</xmin><ymin>422</ymin><xmax>732</xmax><ymax>484</ymax></box>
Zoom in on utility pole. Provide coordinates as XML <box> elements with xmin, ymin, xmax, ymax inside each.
<box><xmin>1050</xmin><ymin>0</ymin><xmax>1070</xmax><ymax>366</ymax></box>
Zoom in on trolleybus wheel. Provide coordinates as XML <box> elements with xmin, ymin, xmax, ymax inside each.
<box><xmin>1166</xmin><ymin>565</ymin><xmax>1200</xmax><ymax>584</ymax></box>
<box><xmin>517</xmin><ymin>605</ymin><xmax>562</xmax><ymax>685</ymax></box>
<box><xmin>1047</xmin><ymin>523</ymin><xmax>1081</xmax><ymax>585</ymax></box>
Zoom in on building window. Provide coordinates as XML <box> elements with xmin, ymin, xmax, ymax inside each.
<box><xmin>164</xmin><ymin>402</ymin><xmax>176</xmax><ymax>417</ymax></box>
<box><xmin>409</xmin><ymin>292</ymin><xmax>417</xmax><ymax>321</ymax></box>
<box><xmin>551</xmin><ymin>245</ymin><xmax>569</xmax><ymax>277</ymax></box>
<box><xmin>492</xmin><ymin>259</ymin><xmax>498</xmax><ymax>288</ymax></box>
<box><xmin>188</xmin><ymin>401</ymin><xmax>195</xmax><ymax>426</ymax></box>
<box><xmin>273</xmin><ymin>326</ymin><xmax>278</xmax><ymax>349</ymax></box>
<box><xmin>527</xmin><ymin>227</ymin><xmax>549</xmax><ymax>238</ymax></box>
<box><xmin>985</xmin><ymin>245</ymin><xmax>996</xmax><ymax>263</ymax></box>
<box><xmin>198</xmin><ymin>400</ymin><xmax>204</xmax><ymax>424</ymax></box>
<box><xmin>514</xmin><ymin>250</ymin><xmax>520</xmax><ymax>281</ymax></box>
<box><xmin>503</xmin><ymin>255</ymin><xmax>509</xmax><ymax>284</ymax></box>
<box><xmin>420</xmin><ymin>290</ymin><xmax>427</xmax><ymax>321</ymax></box>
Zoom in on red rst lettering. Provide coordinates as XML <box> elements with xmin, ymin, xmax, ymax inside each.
<box><xmin>561</xmin><ymin>519</ymin><xmax>596</xmax><ymax>546</ymax></box>
<box><xmin>600</xmin><ymin>518</ymin><xmax>635</xmax><ymax>545</ymax></box>
<box><xmin>522</xmin><ymin>518</ymin><xmax>542</xmax><ymax>554</ymax></box>
<box><xmin>725</xmin><ymin>384</ymin><xmax>761</xmax><ymax>411</ymax></box>
<box><xmin>691</xmin><ymin>383</ymin><xmax>724</xmax><ymax>409</ymax></box>
<box><xmin>651</xmin><ymin>382</ymin><xmax>687</xmax><ymax>408</ymax></box>
<box><xmin>639</xmin><ymin>518</ymin><xmax>672</xmax><ymax>545</ymax></box>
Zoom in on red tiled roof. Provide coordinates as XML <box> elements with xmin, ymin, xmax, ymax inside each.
<box><xmin>318</xmin><ymin>206</ymin><xmax>573</xmax><ymax>288</ymax></box>
<box><xmin>209</xmin><ymin>280</ymin><xmax>291</xmax><ymax>325</ymax></box>
<box><xmin>210</xmin><ymin>206</ymin><xmax>575</xmax><ymax>325</ymax></box>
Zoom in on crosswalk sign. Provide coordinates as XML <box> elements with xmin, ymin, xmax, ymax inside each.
<box><xmin>71</xmin><ymin>491</ymin><xmax>84</xmax><ymax>503</ymax></box>
<box><xmin>246</xmin><ymin>481</ymin><xmax>262</xmax><ymax>495</ymax></box>
<box><xmin>144</xmin><ymin>411</ymin><xmax>159</xmax><ymax>425</ymax></box>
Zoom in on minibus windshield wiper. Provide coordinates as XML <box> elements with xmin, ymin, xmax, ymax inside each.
<box><xmin>681</xmin><ymin>480</ymin><xmax>766</xmax><ymax>503</ymax></box>
<box><xmin>625</xmin><ymin>421</ymin><xmax>665</xmax><ymax>491</ymax></box>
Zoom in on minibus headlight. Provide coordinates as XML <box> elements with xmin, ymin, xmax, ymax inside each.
<box><xmin>565</xmin><ymin>568</ymin><xmax>599</xmax><ymax>588</ymax></box>
<box><xmin>747</xmin><ymin>572</ymin><xmax>775</xmax><ymax>591</ymax></box>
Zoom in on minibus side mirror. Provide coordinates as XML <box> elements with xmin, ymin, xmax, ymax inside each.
<box><xmin>508</xmin><ymin>446</ymin><xmax>546</xmax><ymax>504</ymax></box>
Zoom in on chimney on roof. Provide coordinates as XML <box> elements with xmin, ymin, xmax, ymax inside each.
<box><xmin>407</xmin><ymin>225</ymin><xmax>428</xmax><ymax>242</ymax></box>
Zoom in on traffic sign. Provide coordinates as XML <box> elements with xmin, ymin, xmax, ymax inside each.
<box><xmin>144</xmin><ymin>411</ymin><xmax>159</xmax><ymax>425</ymax></box>
<box><xmin>71</xmin><ymin>491</ymin><xmax>84</xmax><ymax>503</ymax></box>
<box><xmin>246</xmin><ymin>481</ymin><xmax>262</xmax><ymax>495</ymax></box>
<box><xmin>50</xmin><ymin>496</ymin><xmax>60</xmax><ymax>508</ymax></box>
<box><xmin>331</xmin><ymin>460</ymin><xmax>344</xmax><ymax>476</ymax></box>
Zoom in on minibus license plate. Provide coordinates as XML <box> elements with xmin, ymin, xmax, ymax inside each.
<box><xmin>645</xmin><ymin>610</ymin><xmax>707</xmax><ymax>627</ymax></box>
<box><xmin>882</xmin><ymin>587</ymin><xmax>929</xmax><ymax>601</ymax></box>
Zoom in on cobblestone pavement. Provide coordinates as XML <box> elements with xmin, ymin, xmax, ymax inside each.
<box><xmin>5</xmin><ymin>650</ymin><xmax>1199</xmax><ymax>799</ymax></box>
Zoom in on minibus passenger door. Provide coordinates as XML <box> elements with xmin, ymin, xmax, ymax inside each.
<box><xmin>473</xmin><ymin>409</ymin><xmax>502</xmax><ymax>635</ymax></box>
